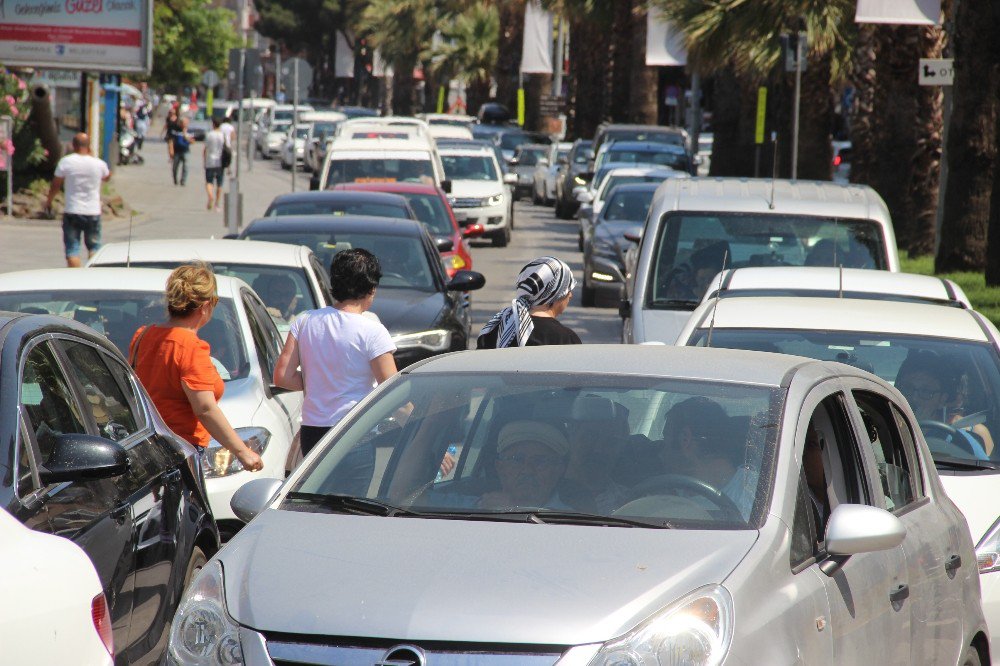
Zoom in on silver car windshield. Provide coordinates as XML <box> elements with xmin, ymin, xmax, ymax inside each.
<box><xmin>441</xmin><ymin>155</ymin><xmax>498</xmax><ymax>181</ymax></box>
<box><xmin>0</xmin><ymin>291</ymin><xmax>250</xmax><ymax>381</ymax></box>
<box><xmin>690</xmin><ymin>328</ymin><xmax>1000</xmax><ymax>467</ymax></box>
<box><xmin>289</xmin><ymin>373</ymin><xmax>781</xmax><ymax>528</ymax></box>
<box><xmin>648</xmin><ymin>213</ymin><xmax>887</xmax><ymax>307</ymax></box>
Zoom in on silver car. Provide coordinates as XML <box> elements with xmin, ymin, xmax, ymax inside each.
<box><xmin>169</xmin><ymin>346</ymin><xmax>987</xmax><ymax>666</ymax></box>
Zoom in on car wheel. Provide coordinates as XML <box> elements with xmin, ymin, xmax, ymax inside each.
<box><xmin>182</xmin><ymin>545</ymin><xmax>207</xmax><ymax>592</ymax></box>
<box><xmin>578</xmin><ymin>229</ymin><xmax>584</xmax><ymax>252</ymax></box>
<box><xmin>961</xmin><ymin>645</ymin><xmax>983</xmax><ymax>666</ymax></box>
<box><xmin>492</xmin><ymin>225</ymin><xmax>510</xmax><ymax>247</ymax></box>
<box><xmin>581</xmin><ymin>276</ymin><xmax>596</xmax><ymax>307</ymax></box>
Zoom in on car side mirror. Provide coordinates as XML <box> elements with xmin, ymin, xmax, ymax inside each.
<box><xmin>820</xmin><ymin>504</ymin><xmax>906</xmax><ymax>576</ymax></box>
<box><xmin>623</xmin><ymin>231</ymin><xmax>641</xmax><ymax>244</ymax></box>
<box><xmin>230</xmin><ymin>477</ymin><xmax>284</xmax><ymax>523</ymax></box>
<box><xmin>462</xmin><ymin>223</ymin><xmax>485</xmax><ymax>238</ymax></box>
<box><xmin>435</xmin><ymin>237</ymin><xmax>455</xmax><ymax>252</ymax></box>
<box><xmin>502</xmin><ymin>173</ymin><xmax>518</xmax><ymax>185</ymax></box>
<box><xmin>440</xmin><ymin>179</ymin><xmax>452</xmax><ymax>194</ymax></box>
<box><xmin>508</xmin><ymin>157</ymin><xmax>519</xmax><ymax>166</ymax></box>
<box><xmin>39</xmin><ymin>433</ymin><xmax>129</xmax><ymax>485</ymax></box>
<box><xmin>447</xmin><ymin>270</ymin><xmax>486</xmax><ymax>291</ymax></box>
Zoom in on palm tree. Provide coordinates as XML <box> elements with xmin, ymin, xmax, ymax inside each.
<box><xmin>433</xmin><ymin>2</ymin><xmax>500</xmax><ymax>117</ymax></box>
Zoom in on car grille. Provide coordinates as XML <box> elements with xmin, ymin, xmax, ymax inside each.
<box><xmin>264</xmin><ymin>636</ymin><xmax>564</xmax><ymax>666</ymax></box>
<box><xmin>451</xmin><ymin>197</ymin><xmax>484</xmax><ymax>208</ymax></box>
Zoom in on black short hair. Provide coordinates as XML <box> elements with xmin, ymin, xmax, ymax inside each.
<box><xmin>211</xmin><ymin>116</ymin><xmax>222</xmax><ymax>128</ymax></box>
<box><xmin>330</xmin><ymin>248</ymin><xmax>382</xmax><ymax>302</ymax></box>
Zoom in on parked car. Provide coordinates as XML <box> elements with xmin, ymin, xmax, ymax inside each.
<box><xmin>555</xmin><ymin>138</ymin><xmax>595</xmax><ymax>219</ymax></box>
<box><xmin>833</xmin><ymin>140</ymin><xmax>853</xmax><ymax>185</ymax></box>
<box><xmin>238</xmin><ymin>215</ymin><xmax>485</xmax><ymax>367</ymax></box>
<box><xmin>582</xmin><ymin>182</ymin><xmax>659</xmax><ymax>308</ymax></box>
<box><xmin>301</xmin><ymin>110</ymin><xmax>347</xmax><ymax>173</ymax></box>
<box><xmin>87</xmin><ymin>238</ymin><xmax>335</xmax><ymax>336</ymax></box>
<box><xmin>263</xmin><ymin>190</ymin><xmax>417</xmax><ymax>220</ymax></box>
<box><xmin>492</xmin><ymin>128</ymin><xmax>552</xmax><ymax>161</ymax></box>
<box><xmin>331</xmin><ymin>105</ymin><xmax>379</xmax><ymax>119</ymax></box>
<box><xmin>592</xmin><ymin>122</ymin><xmax>690</xmax><ymax>158</ymax></box>
<box><xmin>436</xmin><ymin>137</ymin><xmax>509</xmax><ymax>175</ymax></box>
<box><xmin>0</xmin><ymin>507</ymin><xmax>113</xmax><ymax>665</ymax></box>
<box><xmin>593</xmin><ymin>140</ymin><xmax>693</xmax><ymax>175</ymax></box>
<box><xmin>334</xmin><ymin>182</ymin><xmax>479</xmax><ymax>278</ymax></box>
<box><xmin>428</xmin><ymin>124</ymin><xmax>474</xmax><ymax>141</ymax></box>
<box><xmin>185</xmin><ymin>345</ymin><xmax>987</xmax><ymax>666</ymax></box>
<box><xmin>532</xmin><ymin>141</ymin><xmax>572</xmax><ymax>206</ymax></box>
<box><xmin>439</xmin><ymin>144</ymin><xmax>517</xmax><ymax>247</ymax></box>
<box><xmin>279</xmin><ymin>123</ymin><xmax>312</xmax><ymax>169</ymax></box>
<box><xmin>621</xmin><ymin>178</ymin><xmax>899</xmax><ymax>345</ymax></box>
<box><xmin>0</xmin><ymin>269</ymin><xmax>301</xmax><ymax>541</ymax></box>
<box><xmin>674</xmin><ymin>267</ymin><xmax>1000</xmax><ymax>646</ymax></box>
<box><xmin>508</xmin><ymin>143</ymin><xmax>550</xmax><ymax>201</ymax></box>
<box><xmin>0</xmin><ymin>310</ymin><xmax>219</xmax><ymax>664</ymax></box>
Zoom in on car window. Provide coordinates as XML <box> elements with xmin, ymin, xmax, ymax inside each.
<box><xmin>399</xmin><ymin>192</ymin><xmax>455</xmax><ymax>236</ymax></box>
<box><xmin>853</xmin><ymin>391</ymin><xmax>920</xmax><ymax>511</ymax></box>
<box><xmin>441</xmin><ymin>155</ymin><xmax>498</xmax><ymax>181</ymax></box>
<box><xmin>267</xmin><ymin>200</ymin><xmax>410</xmax><ymax>219</ymax></box>
<box><xmin>16</xmin><ymin>417</ymin><xmax>38</xmax><ymax>497</ymax></box>
<box><xmin>60</xmin><ymin>341</ymin><xmax>140</xmax><ymax>443</ymax></box>
<box><xmin>603</xmin><ymin>190</ymin><xmax>654</xmax><ymax>221</ymax></box>
<box><xmin>242</xmin><ymin>290</ymin><xmax>283</xmax><ymax>377</ymax></box>
<box><xmin>326</xmin><ymin>158</ymin><xmax>435</xmax><ymax>186</ymax></box>
<box><xmin>606</xmin><ymin>150</ymin><xmax>689</xmax><ymax>171</ymax></box>
<box><xmin>20</xmin><ymin>341</ymin><xmax>87</xmax><ymax>462</ymax></box>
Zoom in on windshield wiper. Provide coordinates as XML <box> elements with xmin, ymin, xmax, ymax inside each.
<box><xmin>284</xmin><ymin>492</ymin><xmax>418</xmax><ymax>517</ymax></box>
<box><xmin>933</xmin><ymin>456</ymin><xmax>999</xmax><ymax>471</ymax></box>
<box><xmin>649</xmin><ymin>298</ymin><xmax>700</xmax><ymax>309</ymax></box>
<box><xmin>486</xmin><ymin>510</ymin><xmax>673</xmax><ymax>529</ymax></box>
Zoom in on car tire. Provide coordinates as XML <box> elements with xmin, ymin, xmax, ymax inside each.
<box><xmin>182</xmin><ymin>546</ymin><xmax>207</xmax><ymax>592</ymax></box>
<box><xmin>532</xmin><ymin>188</ymin><xmax>541</xmax><ymax>205</ymax></box>
<box><xmin>961</xmin><ymin>645</ymin><xmax>983</xmax><ymax>666</ymax></box>
<box><xmin>578</xmin><ymin>229</ymin><xmax>584</xmax><ymax>252</ymax></box>
<box><xmin>557</xmin><ymin>198</ymin><xmax>572</xmax><ymax>220</ymax></box>
<box><xmin>581</xmin><ymin>279</ymin><xmax>596</xmax><ymax>307</ymax></box>
<box><xmin>492</xmin><ymin>225</ymin><xmax>510</xmax><ymax>247</ymax></box>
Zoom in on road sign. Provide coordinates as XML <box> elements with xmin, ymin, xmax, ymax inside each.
<box><xmin>281</xmin><ymin>58</ymin><xmax>312</xmax><ymax>97</ymax></box>
<box><xmin>919</xmin><ymin>58</ymin><xmax>954</xmax><ymax>86</ymax></box>
<box><xmin>755</xmin><ymin>87</ymin><xmax>767</xmax><ymax>145</ymax></box>
<box><xmin>228</xmin><ymin>48</ymin><xmax>263</xmax><ymax>95</ymax></box>
<box><xmin>202</xmin><ymin>69</ymin><xmax>220</xmax><ymax>88</ymax></box>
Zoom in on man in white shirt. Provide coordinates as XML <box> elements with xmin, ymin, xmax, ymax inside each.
<box><xmin>203</xmin><ymin>117</ymin><xmax>226</xmax><ymax>211</ymax></box>
<box><xmin>219</xmin><ymin>114</ymin><xmax>236</xmax><ymax>175</ymax></box>
<box><xmin>46</xmin><ymin>133</ymin><xmax>111</xmax><ymax>267</ymax></box>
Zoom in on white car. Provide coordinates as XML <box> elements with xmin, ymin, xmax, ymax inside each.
<box><xmin>318</xmin><ymin>134</ymin><xmax>449</xmax><ymax>192</ymax></box>
<box><xmin>696</xmin><ymin>132</ymin><xmax>713</xmax><ymax>176</ymax></box>
<box><xmin>532</xmin><ymin>141</ymin><xmax>572</xmax><ymax>206</ymax></box>
<box><xmin>0</xmin><ymin>508</ymin><xmax>113</xmax><ymax>665</ymax></box>
<box><xmin>0</xmin><ymin>268</ymin><xmax>302</xmax><ymax>540</ymax></box>
<box><xmin>301</xmin><ymin>111</ymin><xmax>347</xmax><ymax>172</ymax></box>
<box><xmin>87</xmin><ymin>238</ymin><xmax>334</xmax><ymax>337</ymax></box>
<box><xmin>429</xmin><ymin>124</ymin><xmax>473</xmax><ymax>141</ymax></box>
<box><xmin>280</xmin><ymin>123</ymin><xmax>313</xmax><ymax>169</ymax></box>
<box><xmin>439</xmin><ymin>145</ymin><xmax>516</xmax><ymax>247</ymax></box>
<box><xmin>675</xmin><ymin>268</ymin><xmax>1000</xmax><ymax>653</ymax></box>
<box><xmin>417</xmin><ymin>112</ymin><xmax>476</xmax><ymax>129</ymax></box>
<box><xmin>257</xmin><ymin>118</ymin><xmax>292</xmax><ymax>158</ymax></box>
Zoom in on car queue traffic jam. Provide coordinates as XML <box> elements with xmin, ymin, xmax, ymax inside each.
<box><xmin>3</xmin><ymin>92</ymin><xmax>995</xmax><ymax>666</ymax></box>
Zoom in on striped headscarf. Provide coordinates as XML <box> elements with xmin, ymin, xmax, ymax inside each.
<box><xmin>480</xmin><ymin>256</ymin><xmax>577</xmax><ymax>348</ymax></box>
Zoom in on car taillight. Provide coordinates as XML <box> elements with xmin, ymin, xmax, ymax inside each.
<box><xmin>92</xmin><ymin>593</ymin><xmax>114</xmax><ymax>658</ymax></box>
<box><xmin>833</xmin><ymin>154</ymin><xmax>842</xmax><ymax>166</ymax></box>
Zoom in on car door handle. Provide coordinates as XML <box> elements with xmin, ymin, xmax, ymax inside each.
<box><xmin>945</xmin><ymin>555</ymin><xmax>963</xmax><ymax>574</ymax></box>
<box><xmin>889</xmin><ymin>583</ymin><xmax>909</xmax><ymax>605</ymax></box>
<box><xmin>110</xmin><ymin>503</ymin><xmax>130</xmax><ymax>525</ymax></box>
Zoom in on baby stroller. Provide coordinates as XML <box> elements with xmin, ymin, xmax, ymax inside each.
<box><xmin>119</xmin><ymin>127</ymin><xmax>145</xmax><ymax>165</ymax></box>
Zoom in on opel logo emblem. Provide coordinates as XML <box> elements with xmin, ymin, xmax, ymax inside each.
<box><xmin>375</xmin><ymin>644</ymin><xmax>426</xmax><ymax>666</ymax></box>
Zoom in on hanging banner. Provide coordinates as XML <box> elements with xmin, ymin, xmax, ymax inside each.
<box><xmin>521</xmin><ymin>0</ymin><xmax>553</xmax><ymax>74</ymax></box>
<box><xmin>0</xmin><ymin>0</ymin><xmax>153</xmax><ymax>72</ymax></box>
<box><xmin>855</xmin><ymin>0</ymin><xmax>940</xmax><ymax>25</ymax></box>
<box><xmin>646</xmin><ymin>8</ymin><xmax>687</xmax><ymax>66</ymax></box>
<box><xmin>335</xmin><ymin>32</ymin><xmax>355</xmax><ymax>78</ymax></box>
<box><xmin>372</xmin><ymin>49</ymin><xmax>387</xmax><ymax>78</ymax></box>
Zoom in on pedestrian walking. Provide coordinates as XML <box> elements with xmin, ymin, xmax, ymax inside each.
<box><xmin>478</xmin><ymin>256</ymin><xmax>581</xmax><ymax>347</ymax></box>
<box><xmin>203</xmin><ymin>116</ymin><xmax>226</xmax><ymax>211</ymax></box>
<box><xmin>45</xmin><ymin>132</ymin><xmax>110</xmax><ymax>268</ymax></box>
<box><xmin>170</xmin><ymin>116</ymin><xmax>192</xmax><ymax>186</ymax></box>
<box><xmin>163</xmin><ymin>107</ymin><xmax>180</xmax><ymax>161</ymax></box>
<box><xmin>273</xmin><ymin>249</ymin><xmax>398</xmax><ymax>456</ymax></box>
<box><xmin>133</xmin><ymin>97</ymin><xmax>150</xmax><ymax>152</ymax></box>
<box><xmin>129</xmin><ymin>262</ymin><xmax>264</xmax><ymax>472</ymax></box>
<box><xmin>219</xmin><ymin>113</ymin><xmax>236</xmax><ymax>176</ymax></box>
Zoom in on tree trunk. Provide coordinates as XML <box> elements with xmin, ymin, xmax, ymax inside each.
<box><xmin>849</xmin><ymin>24</ymin><xmax>878</xmax><ymax>187</ymax></box>
<box><xmin>609</xmin><ymin>0</ymin><xmax>632</xmax><ymax>123</ymax></box>
<box><xmin>391</xmin><ymin>59</ymin><xmax>417</xmax><ymax>116</ymax></box>
<box><xmin>709</xmin><ymin>66</ymin><xmax>757</xmax><ymax>177</ymax></box>
<box><xmin>466</xmin><ymin>77</ymin><xmax>490</xmax><ymax>118</ymax></box>
<box><xmin>907</xmin><ymin>25</ymin><xmax>946</xmax><ymax>256</ymax></box>
<box><xmin>792</xmin><ymin>50</ymin><xmax>833</xmax><ymax>181</ymax></box>
<box><xmin>628</xmin><ymin>6</ymin><xmax>657</xmax><ymax>125</ymax></box>
<box><xmin>936</xmin><ymin>0</ymin><xmax>999</xmax><ymax>273</ymax></box>
<box><xmin>494</xmin><ymin>0</ymin><xmax>524</xmax><ymax>113</ymax></box>
<box><xmin>525</xmin><ymin>72</ymin><xmax>552</xmax><ymax>132</ymax></box>
<box><xmin>567</xmin><ymin>12</ymin><xmax>610</xmax><ymax>140</ymax></box>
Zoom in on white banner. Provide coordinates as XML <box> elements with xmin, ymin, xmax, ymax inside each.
<box><xmin>372</xmin><ymin>49</ymin><xmax>387</xmax><ymax>78</ymax></box>
<box><xmin>335</xmin><ymin>33</ymin><xmax>355</xmax><ymax>78</ymax></box>
<box><xmin>646</xmin><ymin>8</ymin><xmax>687</xmax><ymax>66</ymax></box>
<box><xmin>521</xmin><ymin>0</ymin><xmax>553</xmax><ymax>74</ymax></box>
<box><xmin>855</xmin><ymin>0</ymin><xmax>940</xmax><ymax>25</ymax></box>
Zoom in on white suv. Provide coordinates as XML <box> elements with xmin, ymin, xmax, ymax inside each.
<box><xmin>439</xmin><ymin>146</ymin><xmax>516</xmax><ymax>247</ymax></box>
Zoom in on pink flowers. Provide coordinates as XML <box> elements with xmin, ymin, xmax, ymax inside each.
<box><xmin>17</xmin><ymin>80</ymin><xmax>26</xmax><ymax>90</ymax></box>
<box><xmin>3</xmin><ymin>94</ymin><xmax>15</xmax><ymax>108</ymax></box>
<box><xmin>2</xmin><ymin>139</ymin><xmax>14</xmax><ymax>156</ymax></box>
<box><xmin>9</xmin><ymin>106</ymin><xmax>18</xmax><ymax>118</ymax></box>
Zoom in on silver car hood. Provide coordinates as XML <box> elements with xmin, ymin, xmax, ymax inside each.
<box><xmin>221</xmin><ymin>509</ymin><xmax>757</xmax><ymax>645</ymax></box>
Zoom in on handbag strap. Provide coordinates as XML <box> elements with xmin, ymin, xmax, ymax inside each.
<box><xmin>129</xmin><ymin>325</ymin><xmax>152</xmax><ymax>369</ymax></box>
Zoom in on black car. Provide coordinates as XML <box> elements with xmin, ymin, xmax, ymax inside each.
<box><xmin>0</xmin><ymin>311</ymin><xmax>219</xmax><ymax>664</ymax></box>
<box><xmin>591</xmin><ymin>123</ymin><xmax>689</xmax><ymax>160</ymax></box>
<box><xmin>581</xmin><ymin>182</ymin><xmax>657</xmax><ymax>308</ymax></box>
<box><xmin>555</xmin><ymin>139</ymin><xmax>594</xmax><ymax>219</ymax></box>
<box><xmin>239</xmin><ymin>216</ymin><xmax>485</xmax><ymax>367</ymax></box>
<box><xmin>263</xmin><ymin>190</ymin><xmax>418</xmax><ymax>220</ymax></box>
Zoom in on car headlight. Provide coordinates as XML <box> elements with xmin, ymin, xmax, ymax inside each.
<box><xmin>392</xmin><ymin>329</ymin><xmax>452</xmax><ymax>352</ymax></box>
<box><xmin>486</xmin><ymin>193</ymin><xmax>504</xmax><ymax>206</ymax></box>
<box><xmin>167</xmin><ymin>561</ymin><xmax>243</xmax><ymax>665</ymax></box>
<box><xmin>574</xmin><ymin>175</ymin><xmax>587</xmax><ymax>185</ymax></box>
<box><xmin>204</xmin><ymin>427</ymin><xmax>270</xmax><ymax>478</ymax></box>
<box><xmin>976</xmin><ymin>515</ymin><xmax>1000</xmax><ymax>573</ymax></box>
<box><xmin>588</xmin><ymin>585</ymin><xmax>733</xmax><ymax>666</ymax></box>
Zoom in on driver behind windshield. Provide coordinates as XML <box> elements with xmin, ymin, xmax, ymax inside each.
<box><xmin>479</xmin><ymin>420</ymin><xmax>572</xmax><ymax>510</ymax></box>
<box><xmin>664</xmin><ymin>240</ymin><xmax>730</xmax><ymax>302</ymax></box>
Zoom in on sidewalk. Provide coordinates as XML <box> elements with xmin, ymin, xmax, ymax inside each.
<box><xmin>0</xmin><ymin>136</ymin><xmax>295</xmax><ymax>273</ymax></box>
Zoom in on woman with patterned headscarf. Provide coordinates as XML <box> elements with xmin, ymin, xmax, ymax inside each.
<box><xmin>478</xmin><ymin>256</ymin><xmax>581</xmax><ymax>348</ymax></box>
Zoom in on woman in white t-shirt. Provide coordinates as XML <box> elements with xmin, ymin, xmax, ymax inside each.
<box><xmin>273</xmin><ymin>248</ymin><xmax>398</xmax><ymax>456</ymax></box>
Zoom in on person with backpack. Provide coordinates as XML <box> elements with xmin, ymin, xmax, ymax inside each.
<box><xmin>133</xmin><ymin>98</ymin><xmax>150</xmax><ymax>152</ymax></box>
<box><xmin>203</xmin><ymin>116</ymin><xmax>226</xmax><ymax>210</ymax></box>
<box><xmin>170</xmin><ymin>116</ymin><xmax>192</xmax><ymax>186</ymax></box>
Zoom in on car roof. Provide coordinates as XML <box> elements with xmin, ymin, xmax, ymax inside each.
<box><xmin>439</xmin><ymin>146</ymin><xmax>493</xmax><ymax>156</ymax></box>
<box><xmin>334</xmin><ymin>182</ymin><xmax>443</xmax><ymax>195</ymax></box>
<box><xmin>692</xmin><ymin>296</ymin><xmax>989</xmax><ymax>342</ymax></box>
<box><xmin>516</xmin><ymin>144</ymin><xmax>549</xmax><ymax>151</ymax></box>
<box><xmin>243</xmin><ymin>215</ymin><xmax>426</xmax><ymax>238</ymax></box>
<box><xmin>606</xmin><ymin>182</ymin><xmax>663</xmax><ymax>195</ymax></box>
<box><xmin>649</xmin><ymin>177</ymin><xmax>892</xmax><ymax>222</ymax></box>
<box><xmin>703</xmin><ymin>267</ymin><xmax>970</xmax><ymax>307</ymax></box>
<box><xmin>330</xmin><ymin>137</ymin><xmax>432</xmax><ymax>152</ymax></box>
<box><xmin>269</xmin><ymin>190</ymin><xmax>411</xmax><ymax>207</ymax></box>
<box><xmin>599</xmin><ymin>123</ymin><xmax>686</xmax><ymax>133</ymax></box>
<box><xmin>603</xmin><ymin>141</ymin><xmax>687</xmax><ymax>153</ymax></box>
<box><xmin>0</xmin><ymin>267</ymin><xmax>246</xmax><ymax>297</ymax></box>
<box><xmin>405</xmin><ymin>344</ymin><xmax>839</xmax><ymax>387</ymax></box>
<box><xmin>300</xmin><ymin>111</ymin><xmax>347</xmax><ymax>122</ymax></box>
<box><xmin>602</xmin><ymin>166</ymin><xmax>682</xmax><ymax>178</ymax></box>
<box><xmin>88</xmin><ymin>239</ymin><xmax>312</xmax><ymax>267</ymax></box>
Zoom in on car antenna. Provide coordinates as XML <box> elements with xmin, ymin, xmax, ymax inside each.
<box><xmin>705</xmin><ymin>250</ymin><xmax>729</xmax><ymax>349</ymax></box>
<box><xmin>768</xmin><ymin>132</ymin><xmax>778</xmax><ymax>210</ymax></box>
<box><xmin>125</xmin><ymin>212</ymin><xmax>134</xmax><ymax>268</ymax></box>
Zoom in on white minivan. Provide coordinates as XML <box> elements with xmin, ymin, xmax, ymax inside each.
<box><xmin>317</xmin><ymin>134</ymin><xmax>450</xmax><ymax>193</ymax></box>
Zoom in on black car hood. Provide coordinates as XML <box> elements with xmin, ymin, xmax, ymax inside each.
<box><xmin>371</xmin><ymin>288</ymin><xmax>445</xmax><ymax>333</ymax></box>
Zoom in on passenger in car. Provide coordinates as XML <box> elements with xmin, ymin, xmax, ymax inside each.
<box><xmin>479</xmin><ymin>420</ymin><xmax>572</xmax><ymax>510</ymax></box>
<box><xmin>253</xmin><ymin>274</ymin><xmax>299</xmax><ymax>321</ymax></box>
<box><xmin>663</xmin><ymin>240</ymin><xmax>730</xmax><ymax>301</ymax></box>
<box><xmin>803</xmin><ymin>421</ymin><xmax>830</xmax><ymax>539</ymax></box>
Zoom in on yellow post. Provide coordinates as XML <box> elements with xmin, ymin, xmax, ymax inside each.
<box><xmin>437</xmin><ymin>85</ymin><xmax>446</xmax><ymax>114</ymax></box>
<box><xmin>517</xmin><ymin>88</ymin><xmax>525</xmax><ymax>127</ymax></box>
<box><xmin>207</xmin><ymin>88</ymin><xmax>215</xmax><ymax>117</ymax></box>
<box><xmin>755</xmin><ymin>87</ymin><xmax>767</xmax><ymax>145</ymax></box>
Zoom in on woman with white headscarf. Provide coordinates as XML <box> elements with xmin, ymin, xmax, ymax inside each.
<box><xmin>478</xmin><ymin>256</ymin><xmax>581</xmax><ymax>348</ymax></box>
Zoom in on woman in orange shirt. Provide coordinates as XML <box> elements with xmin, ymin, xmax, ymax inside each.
<box><xmin>130</xmin><ymin>262</ymin><xmax>263</xmax><ymax>472</ymax></box>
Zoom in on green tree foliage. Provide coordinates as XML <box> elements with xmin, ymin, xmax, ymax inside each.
<box><xmin>151</xmin><ymin>0</ymin><xmax>239</xmax><ymax>90</ymax></box>
<box><xmin>432</xmin><ymin>2</ymin><xmax>499</xmax><ymax>115</ymax></box>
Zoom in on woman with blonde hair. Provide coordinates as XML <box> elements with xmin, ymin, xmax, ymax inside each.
<box><xmin>129</xmin><ymin>262</ymin><xmax>263</xmax><ymax>471</ymax></box>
